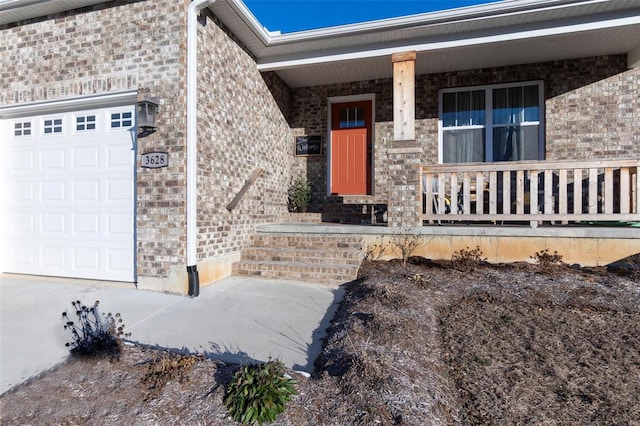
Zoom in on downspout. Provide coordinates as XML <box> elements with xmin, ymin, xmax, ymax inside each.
<box><xmin>187</xmin><ymin>0</ymin><xmax>216</xmax><ymax>297</ymax></box>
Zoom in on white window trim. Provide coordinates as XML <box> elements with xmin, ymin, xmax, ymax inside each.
<box><xmin>108</xmin><ymin>107</ymin><xmax>135</xmax><ymax>131</ymax></box>
<box><xmin>73</xmin><ymin>112</ymin><xmax>98</xmax><ymax>134</ymax></box>
<box><xmin>438</xmin><ymin>80</ymin><xmax>545</xmax><ymax>163</ymax></box>
<box><xmin>12</xmin><ymin>119</ymin><xmax>33</xmax><ymax>138</ymax></box>
<box><xmin>41</xmin><ymin>116</ymin><xmax>64</xmax><ymax>136</ymax></box>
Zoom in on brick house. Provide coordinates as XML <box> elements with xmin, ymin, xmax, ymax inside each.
<box><xmin>1</xmin><ymin>0</ymin><xmax>639</xmax><ymax>294</ymax></box>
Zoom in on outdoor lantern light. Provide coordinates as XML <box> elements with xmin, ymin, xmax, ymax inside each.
<box><xmin>136</xmin><ymin>98</ymin><xmax>159</xmax><ymax>137</ymax></box>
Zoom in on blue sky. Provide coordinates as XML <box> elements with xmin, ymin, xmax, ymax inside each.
<box><xmin>244</xmin><ymin>0</ymin><xmax>497</xmax><ymax>33</ymax></box>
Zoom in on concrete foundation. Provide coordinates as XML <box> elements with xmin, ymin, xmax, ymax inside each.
<box><xmin>260</xmin><ymin>223</ymin><xmax>640</xmax><ymax>267</ymax></box>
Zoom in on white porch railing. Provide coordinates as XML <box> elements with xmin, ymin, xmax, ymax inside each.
<box><xmin>422</xmin><ymin>159</ymin><xmax>640</xmax><ymax>225</ymax></box>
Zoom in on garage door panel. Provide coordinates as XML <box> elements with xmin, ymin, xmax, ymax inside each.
<box><xmin>41</xmin><ymin>148</ymin><xmax>66</xmax><ymax>170</ymax></box>
<box><xmin>72</xmin><ymin>212</ymin><xmax>100</xmax><ymax>236</ymax></box>
<box><xmin>7</xmin><ymin>243</ymin><xmax>36</xmax><ymax>268</ymax></box>
<box><xmin>107</xmin><ymin>144</ymin><xmax>133</xmax><ymax>167</ymax></box>
<box><xmin>72</xmin><ymin>246</ymin><xmax>100</xmax><ymax>271</ymax></box>
<box><xmin>8</xmin><ymin>212</ymin><xmax>35</xmax><ymax>234</ymax></box>
<box><xmin>108</xmin><ymin>247</ymin><xmax>134</xmax><ymax>272</ymax></box>
<box><xmin>10</xmin><ymin>150</ymin><xmax>35</xmax><ymax>172</ymax></box>
<box><xmin>72</xmin><ymin>179</ymin><xmax>100</xmax><ymax>202</ymax></box>
<box><xmin>107</xmin><ymin>179</ymin><xmax>133</xmax><ymax>202</ymax></box>
<box><xmin>73</xmin><ymin>146</ymin><xmax>100</xmax><ymax>169</ymax></box>
<box><xmin>41</xmin><ymin>181</ymin><xmax>66</xmax><ymax>202</ymax></box>
<box><xmin>8</xmin><ymin>181</ymin><xmax>35</xmax><ymax>202</ymax></box>
<box><xmin>2</xmin><ymin>106</ymin><xmax>135</xmax><ymax>282</ymax></box>
<box><xmin>42</xmin><ymin>245</ymin><xmax>66</xmax><ymax>268</ymax></box>
<box><xmin>107</xmin><ymin>212</ymin><xmax>133</xmax><ymax>236</ymax></box>
<box><xmin>41</xmin><ymin>212</ymin><xmax>66</xmax><ymax>234</ymax></box>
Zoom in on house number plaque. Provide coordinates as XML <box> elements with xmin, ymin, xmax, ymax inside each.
<box><xmin>141</xmin><ymin>152</ymin><xmax>169</xmax><ymax>168</ymax></box>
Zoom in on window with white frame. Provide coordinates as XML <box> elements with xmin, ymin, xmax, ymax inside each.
<box><xmin>76</xmin><ymin>114</ymin><xmax>96</xmax><ymax>131</ymax></box>
<box><xmin>110</xmin><ymin>111</ymin><xmax>132</xmax><ymax>129</ymax></box>
<box><xmin>43</xmin><ymin>118</ymin><xmax>63</xmax><ymax>135</ymax></box>
<box><xmin>440</xmin><ymin>81</ymin><xmax>543</xmax><ymax>163</ymax></box>
<box><xmin>14</xmin><ymin>121</ymin><xmax>32</xmax><ymax>137</ymax></box>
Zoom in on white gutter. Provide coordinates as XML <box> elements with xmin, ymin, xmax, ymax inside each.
<box><xmin>186</xmin><ymin>0</ymin><xmax>216</xmax><ymax>297</ymax></box>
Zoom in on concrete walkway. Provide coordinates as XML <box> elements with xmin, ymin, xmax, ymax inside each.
<box><xmin>0</xmin><ymin>275</ymin><xmax>343</xmax><ymax>395</ymax></box>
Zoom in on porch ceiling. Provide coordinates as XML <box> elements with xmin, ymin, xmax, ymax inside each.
<box><xmin>209</xmin><ymin>0</ymin><xmax>640</xmax><ymax>88</ymax></box>
<box><xmin>271</xmin><ymin>24</ymin><xmax>640</xmax><ymax>88</ymax></box>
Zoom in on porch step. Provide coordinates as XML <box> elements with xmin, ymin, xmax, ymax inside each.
<box><xmin>241</xmin><ymin>247</ymin><xmax>361</xmax><ymax>266</ymax></box>
<box><xmin>321</xmin><ymin>199</ymin><xmax>387</xmax><ymax>225</ymax></box>
<box><xmin>278</xmin><ymin>212</ymin><xmax>323</xmax><ymax>223</ymax></box>
<box><xmin>233</xmin><ymin>232</ymin><xmax>363</xmax><ymax>285</ymax></box>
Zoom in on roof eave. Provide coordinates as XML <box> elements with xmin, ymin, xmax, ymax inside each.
<box><xmin>221</xmin><ymin>0</ymin><xmax>595</xmax><ymax>48</ymax></box>
<box><xmin>256</xmin><ymin>11</ymin><xmax>640</xmax><ymax>71</ymax></box>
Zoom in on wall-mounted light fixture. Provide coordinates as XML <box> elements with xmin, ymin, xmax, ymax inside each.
<box><xmin>136</xmin><ymin>98</ymin><xmax>159</xmax><ymax>137</ymax></box>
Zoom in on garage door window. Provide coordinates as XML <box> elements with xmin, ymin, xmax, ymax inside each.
<box><xmin>43</xmin><ymin>118</ymin><xmax>63</xmax><ymax>135</ymax></box>
<box><xmin>110</xmin><ymin>112</ymin><xmax>132</xmax><ymax>128</ymax></box>
<box><xmin>13</xmin><ymin>121</ymin><xmax>32</xmax><ymax>137</ymax></box>
<box><xmin>76</xmin><ymin>115</ymin><xmax>96</xmax><ymax>131</ymax></box>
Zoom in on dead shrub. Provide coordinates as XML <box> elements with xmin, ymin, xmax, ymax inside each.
<box><xmin>390</xmin><ymin>234</ymin><xmax>422</xmax><ymax>267</ymax></box>
<box><xmin>407</xmin><ymin>273</ymin><xmax>431</xmax><ymax>289</ymax></box>
<box><xmin>451</xmin><ymin>246</ymin><xmax>486</xmax><ymax>272</ymax></box>
<box><xmin>370</xmin><ymin>282</ymin><xmax>407</xmax><ymax>307</ymax></box>
<box><xmin>531</xmin><ymin>248</ymin><xmax>564</xmax><ymax>272</ymax></box>
<box><xmin>139</xmin><ymin>351</ymin><xmax>201</xmax><ymax>401</ymax></box>
<box><xmin>363</xmin><ymin>237</ymin><xmax>387</xmax><ymax>262</ymax></box>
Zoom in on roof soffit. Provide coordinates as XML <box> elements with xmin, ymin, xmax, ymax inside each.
<box><xmin>209</xmin><ymin>0</ymin><xmax>640</xmax><ymax>63</ymax></box>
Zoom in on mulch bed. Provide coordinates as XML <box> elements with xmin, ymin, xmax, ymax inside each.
<box><xmin>2</xmin><ymin>257</ymin><xmax>639</xmax><ymax>425</ymax></box>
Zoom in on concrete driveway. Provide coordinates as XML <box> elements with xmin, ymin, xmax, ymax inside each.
<box><xmin>0</xmin><ymin>275</ymin><xmax>343</xmax><ymax>395</ymax></box>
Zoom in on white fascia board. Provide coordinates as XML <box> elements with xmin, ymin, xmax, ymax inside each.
<box><xmin>228</xmin><ymin>0</ymin><xmax>588</xmax><ymax>44</ymax></box>
<box><xmin>225</xmin><ymin>0</ymin><xmax>588</xmax><ymax>47</ymax></box>
<box><xmin>263</xmin><ymin>0</ymin><xmax>593</xmax><ymax>43</ymax></box>
<box><xmin>257</xmin><ymin>14</ymin><xmax>640</xmax><ymax>71</ymax></box>
<box><xmin>0</xmin><ymin>90</ymin><xmax>138</xmax><ymax>119</ymax></box>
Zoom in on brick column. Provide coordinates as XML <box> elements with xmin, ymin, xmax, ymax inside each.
<box><xmin>387</xmin><ymin>146</ymin><xmax>423</xmax><ymax>227</ymax></box>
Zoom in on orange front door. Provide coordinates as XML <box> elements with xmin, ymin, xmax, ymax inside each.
<box><xmin>331</xmin><ymin>101</ymin><xmax>372</xmax><ymax>195</ymax></box>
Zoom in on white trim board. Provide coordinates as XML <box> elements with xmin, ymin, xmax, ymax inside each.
<box><xmin>0</xmin><ymin>90</ymin><xmax>139</xmax><ymax>119</ymax></box>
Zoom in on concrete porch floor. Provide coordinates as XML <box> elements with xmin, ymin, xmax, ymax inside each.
<box><xmin>258</xmin><ymin>222</ymin><xmax>640</xmax><ymax>267</ymax></box>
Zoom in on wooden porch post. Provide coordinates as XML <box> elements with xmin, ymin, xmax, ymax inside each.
<box><xmin>392</xmin><ymin>51</ymin><xmax>416</xmax><ymax>141</ymax></box>
<box><xmin>387</xmin><ymin>51</ymin><xmax>422</xmax><ymax>228</ymax></box>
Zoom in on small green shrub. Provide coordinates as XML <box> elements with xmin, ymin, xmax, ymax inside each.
<box><xmin>451</xmin><ymin>246</ymin><xmax>486</xmax><ymax>272</ymax></box>
<box><xmin>224</xmin><ymin>359</ymin><xmax>297</xmax><ymax>425</ymax></box>
<box><xmin>287</xmin><ymin>176</ymin><xmax>312</xmax><ymax>212</ymax></box>
<box><xmin>62</xmin><ymin>300</ymin><xmax>129</xmax><ymax>358</ymax></box>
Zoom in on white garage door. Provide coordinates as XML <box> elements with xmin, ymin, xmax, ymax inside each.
<box><xmin>2</xmin><ymin>106</ymin><xmax>136</xmax><ymax>282</ymax></box>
